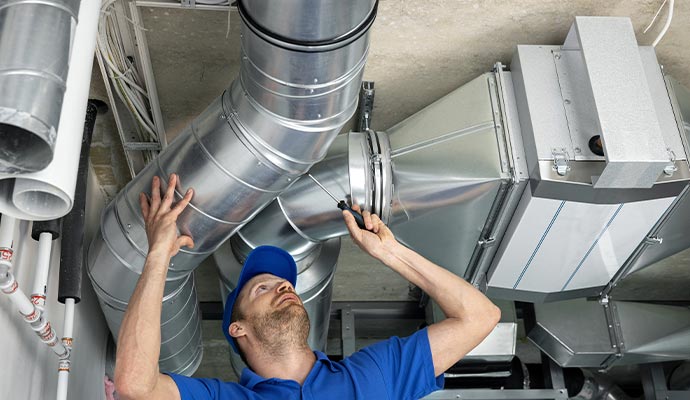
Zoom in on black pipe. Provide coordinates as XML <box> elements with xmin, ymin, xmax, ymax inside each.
<box><xmin>31</xmin><ymin>219</ymin><xmax>61</xmax><ymax>241</ymax></box>
<box><xmin>58</xmin><ymin>100</ymin><xmax>106</xmax><ymax>304</ymax></box>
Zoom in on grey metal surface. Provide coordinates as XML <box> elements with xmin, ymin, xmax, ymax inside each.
<box><xmin>615</xmin><ymin>301</ymin><xmax>690</xmax><ymax>364</ymax></box>
<box><xmin>612</xmin><ymin>78</ymin><xmax>690</xmax><ymax>278</ymax></box>
<box><xmin>422</xmin><ymin>389</ymin><xmax>568</xmax><ymax>400</ymax></box>
<box><xmin>563</xmin><ymin>17</ymin><xmax>668</xmax><ymax>189</ymax></box>
<box><xmin>530</xmin><ymin>299</ymin><xmax>690</xmax><ymax>368</ymax></box>
<box><xmin>241</xmin><ymin>72</ymin><xmax>511</xmax><ymax>282</ymax></box>
<box><xmin>241</xmin><ymin>0</ymin><xmax>376</xmax><ymax>47</ymax></box>
<box><xmin>386</xmin><ymin>73</ymin><xmax>508</xmax><ymax>279</ymax></box>
<box><xmin>87</xmin><ymin>0</ymin><xmax>376</xmax><ymax>374</ymax></box>
<box><xmin>0</xmin><ymin>0</ymin><xmax>80</xmax><ymax>173</ymax></box>
<box><xmin>214</xmin><ymin>236</ymin><xmax>340</xmax><ymax>376</ymax></box>
<box><xmin>510</xmin><ymin>29</ymin><xmax>690</xmax><ymax>203</ymax></box>
<box><xmin>427</xmin><ymin>299</ymin><xmax>517</xmax><ymax>363</ymax></box>
<box><xmin>528</xmin><ymin>299</ymin><xmax>615</xmax><ymax>368</ymax></box>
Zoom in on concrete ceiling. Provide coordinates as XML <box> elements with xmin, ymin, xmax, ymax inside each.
<box><xmin>88</xmin><ymin>0</ymin><xmax>690</xmax><ymax>198</ymax></box>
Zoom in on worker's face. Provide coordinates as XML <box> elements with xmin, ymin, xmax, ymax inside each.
<box><xmin>230</xmin><ymin>273</ymin><xmax>310</xmax><ymax>350</ymax></box>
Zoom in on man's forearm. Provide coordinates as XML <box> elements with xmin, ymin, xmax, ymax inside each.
<box><xmin>378</xmin><ymin>241</ymin><xmax>498</xmax><ymax>324</ymax></box>
<box><xmin>114</xmin><ymin>250</ymin><xmax>170</xmax><ymax>398</ymax></box>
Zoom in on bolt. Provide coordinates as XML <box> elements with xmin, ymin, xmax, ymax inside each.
<box><xmin>574</xmin><ymin>147</ymin><xmax>581</xmax><ymax>153</ymax></box>
<box><xmin>554</xmin><ymin>53</ymin><xmax>561</xmax><ymax>59</ymax></box>
<box><xmin>564</xmin><ymin>99</ymin><xmax>571</xmax><ymax>105</ymax></box>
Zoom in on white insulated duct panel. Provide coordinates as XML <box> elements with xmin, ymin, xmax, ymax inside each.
<box><xmin>488</xmin><ymin>189</ymin><xmax>674</xmax><ymax>295</ymax></box>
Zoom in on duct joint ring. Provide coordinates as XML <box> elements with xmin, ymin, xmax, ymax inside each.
<box><xmin>348</xmin><ymin>130</ymin><xmax>392</xmax><ymax>223</ymax></box>
<box><xmin>236</xmin><ymin>0</ymin><xmax>379</xmax><ymax>53</ymax></box>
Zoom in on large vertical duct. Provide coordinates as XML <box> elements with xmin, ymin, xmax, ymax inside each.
<box><xmin>0</xmin><ymin>0</ymin><xmax>80</xmax><ymax>173</ymax></box>
<box><xmin>87</xmin><ymin>0</ymin><xmax>377</xmax><ymax>375</ymax></box>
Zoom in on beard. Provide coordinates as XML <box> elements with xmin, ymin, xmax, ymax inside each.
<box><xmin>249</xmin><ymin>303</ymin><xmax>311</xmax><ymax>355</ymax></box>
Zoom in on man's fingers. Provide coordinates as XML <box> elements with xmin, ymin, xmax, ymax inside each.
<box><xmin>342</xmin><ymin>210</ymin><xmax>362</xmax><ymax>241</ymax></box>
<box><xmin>371</xmin><ymin>213</ymin><xmax>382</xmax><ymax>233</ymax></box>
<box><xmin>150</xmin><ymin>175</ymin><xmax>162</xmax><ymax>213</ymax></box>
<box><xmin>161</xmin><ymin>174</ymin><xmax>177</xmax><ymax>210</ymax></box>
<box><xmin>171</xmin><ymin>188</ymin><xmax>194</xmax><ymax>216</ymax></box>
<box><xmin>362</xmin><ymin>209</ymin><xmax>373</xmax><ymax>231</ymax></box>
<box><xmin>139</xmin><ymin>192</ymin><xmax>150</xmax><ymax>220</ymax></box>
<box><xmin>176</xmin><ymin>235</ymin><xmax>194</xmax><ymax>250</ymax></box>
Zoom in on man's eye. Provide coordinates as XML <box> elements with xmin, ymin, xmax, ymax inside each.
<box><xmin>257</xmin><ymin>285</ymin><xmax>267</xmax><ymax>293</ymax></box>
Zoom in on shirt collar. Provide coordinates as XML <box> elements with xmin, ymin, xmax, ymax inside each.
<box><xmin>239</xmin><ymin>351</ymin><xmax>335</xmax><ymax>390</ymax></box>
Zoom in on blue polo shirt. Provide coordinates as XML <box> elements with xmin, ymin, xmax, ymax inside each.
<box><xmin>168</xmin><ymin>327</ymin><xmax>444</xmax><ymax>399</ymax></box>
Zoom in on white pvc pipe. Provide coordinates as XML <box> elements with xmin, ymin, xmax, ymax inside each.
<box><xmin>56</xmin><ymin>366</ymin><xmax>70</xmax><ymax>400</ymax></box>
<box><xmin>31</xmin><ymin>232</ymin><xmax>53</xmax><ymax>308</ymax></box>
<box><xmin>62</xmin><ymin>298</ymin><xmax>75</xmax><ymax>340</ymax></box>
<box><xmin>56</xmin><ymin>298</ymin><xmax>75</xmax><ymax>400</ymax></box>
<box><xmin>0</xmin><ymin>0</ymin><xmax>104</xmax><ymax>220</ymax></box>
<box><xmin>0</xmin><ymin>214</ymin><xmax>15</xmax><ymax>249</ymax></box>
<box><xmin>5</xmin><ymin>283</ymin><xmax>36</xmax><ymax>316</ymax></box>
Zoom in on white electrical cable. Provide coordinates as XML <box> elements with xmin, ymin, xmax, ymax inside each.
<box><xmin>97</xmin><ymin>0</ymin><xmax>160</xmax><ymax>162</ymax></box>
<box><xmin>644</xmin><ymin>0</ymin><xmax>675</xmax><ymax>47</ymax></box>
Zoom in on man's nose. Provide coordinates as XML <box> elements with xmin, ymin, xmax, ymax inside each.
<box><xmin>276</xmin><ymin>280</ymin><xmax>292</xmax><ymax>293</ymax></box>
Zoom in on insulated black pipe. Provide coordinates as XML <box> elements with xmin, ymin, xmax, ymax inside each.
<box><xmin>58</xmin><ymin>100</ymin><xmax>105</xmax><ymax>304</ymax></box>
<box><xmin>31</xmin><ymin>219</ymin><xmax>61</xmax><ymax>241</ymax></box>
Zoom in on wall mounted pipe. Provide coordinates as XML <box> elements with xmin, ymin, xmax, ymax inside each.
<box><xmin>56</xmin><ymin>297</ymin><xmax>76</xmax><ymax>400</ymax></box>
<box><xmin>30</xmin><ymin>219</ymin><xmax>61</xmax><ymax>309</ymax></box>
<box><xmin>59</xmin><ymin>100</ymin><xmax>100</xmax><ymax>304</ymax></box>
<box><xmin>0</xmin><ymin>215</ymin><xmax>69</xmax><ymax>359</ymax></box>
<box><xmin>87</xmin><ymin>0</ymin><xmax>377</xmax><ymax>375</ymax></box>
<box><xmin>0</xmin><ymin>0</ymin><xmax>103</xmax><ymax>220</ymax></box>
<box><xmin>0</xmin><ymin>0</ymin><xmax>80</xmax><ymax>173</ymax></box>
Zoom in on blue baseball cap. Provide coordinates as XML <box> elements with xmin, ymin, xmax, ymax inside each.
<box><xmin>222</xmin><ymin>245</ymin><xmax>297</xmax><ymax>353</ymax></box>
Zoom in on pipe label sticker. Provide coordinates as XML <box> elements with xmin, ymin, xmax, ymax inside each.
<box><xmin>0</xmin><ymin>248</ymin><xmax>12</xmax><ymax>261</ymax></box>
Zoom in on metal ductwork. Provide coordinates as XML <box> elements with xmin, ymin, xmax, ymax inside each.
<box><xmin>86</xmin><ymin>0</ymin><xmax>377</xmax><ymax>375</ymax></box>
<box><xmin>0</xmin><ymin>0</ymin><xmax>80</xmax><ymax>173</ymax></box>
<box><xmin>529</xmin><ymin>298</ymin><xmax>690</xmax><ymax>369</ymax></box>
<box><xmin>228</xmin><ymin>17</ymin><xmax>690</xmax><ymax>366</ymax></box>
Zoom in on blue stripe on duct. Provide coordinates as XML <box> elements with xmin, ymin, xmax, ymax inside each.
<box><xmin>513</xmin><ymin>201</ymin><xmax>566</xmax><ymax>289</ymax></box>
<box><xmin>561</xmin><ymin>203</ymin><xmax>624</xmax><ymax>291</ymax></box>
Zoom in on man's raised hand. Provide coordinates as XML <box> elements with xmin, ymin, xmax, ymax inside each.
<box><xmin>139</xmin><ymin>173</ymin><xmax>194</xmax><ymax>258</ymax></box>
<box><xmin>342</xmin><ymin>204</ymin><xmax>398</xmax><ymax>263</ymax></box>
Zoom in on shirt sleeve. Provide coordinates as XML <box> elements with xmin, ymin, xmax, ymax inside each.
<box><xmin>165</xmin><ymin>373</ymin><xmax>249</xmax><ymax>400</ymax></box>
<box><xmin>356</xmin><ymin>327</ymin><xmax>444</xmax><ymax>400</ymax></box>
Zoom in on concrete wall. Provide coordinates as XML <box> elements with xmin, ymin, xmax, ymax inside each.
<box><xmin>0</xmin><ymin>165</ymin><xmax>110</xmax><ymax>400</ymax></box>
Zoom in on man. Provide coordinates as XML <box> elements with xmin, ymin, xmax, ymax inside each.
<box><xmin>115</xmin><ymin>174</ymin><xmax>501</xmax><ymax>400</ymax></box>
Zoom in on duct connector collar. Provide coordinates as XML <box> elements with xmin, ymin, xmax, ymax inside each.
<box><xmin>348</xmin><ymin>130</ymin><xmax>393</xmax><ymax>224</ymax></box>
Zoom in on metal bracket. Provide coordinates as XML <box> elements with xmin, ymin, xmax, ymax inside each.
<box><xmin>601</xmin><ymin>298</ymin><xmax>624</xmax><ymax>368</ymax></box>
<box><xmin>644</xmin><ymin>236</ymin><xmax>664</xmax><ymax>246</ymax></box>
<box><xmin>123</xmin><ymin>142</ymin><xmax>163</xmax><ymax>151</ymax></box>
<box><xmin>551</xmin><ymin>148</ymin><xmax>570</xmax><ymax>176</ymax></box>
<box><xmin>664</xmin><ymin>148</ymin><xmax>678</xmax><ymax>176</ymax></box>
<box><xmin>478</xmin><ymin>237</ymin><xmax>496</xmax><ymax>248</ymax></box>
<box><xmin>357</xmin><ymin>81</ymin><xmax>375</xmax><ymax>131</ymax></box>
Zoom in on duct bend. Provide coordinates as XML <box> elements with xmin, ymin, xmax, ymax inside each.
<box><xmin>0</xmin><ymin>0</ymin><xmax>81</xmax><ymax>173</ymax></box>
<box><xmin>87</xmin><ymin>0</ymin><xmax>378</xmax><ymax>375</ymax></box>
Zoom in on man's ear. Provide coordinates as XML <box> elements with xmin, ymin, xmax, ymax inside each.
<box><xmin>229</xmin><ymin>321</ymin><xmax>246</xmax><ymax>340</ymax></box>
